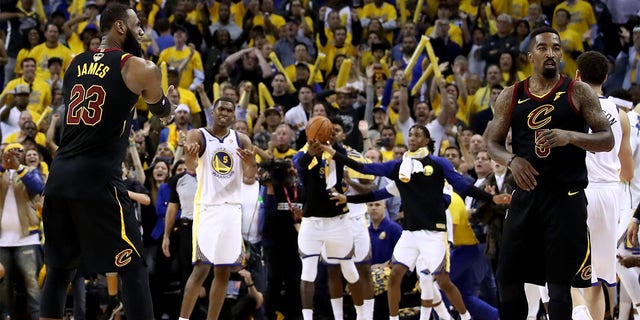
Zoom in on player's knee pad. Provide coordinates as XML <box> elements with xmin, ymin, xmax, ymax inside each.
<box><xmin>300</xmin><ymin>256</ymin><xmax>319</xmax><ymax>282</ymax></box>
<box><xmin>339</xmin><ymin>260</ymin><xmax>359</xmax><ymax>284</ymax></box>
<box><xmin>419</xmin><ymin>273</ymin><xmax>434</xmax><ymax>301</ymax></box>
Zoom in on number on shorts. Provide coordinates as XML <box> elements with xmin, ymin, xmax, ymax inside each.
<box><xmin>66</xmin><ymin>84</ymin><xmax>106</xmax><ymax>126</ymax></box>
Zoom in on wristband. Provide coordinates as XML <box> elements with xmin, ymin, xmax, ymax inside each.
<box><xmin>246</xmin><ymin>282</ymin><xmax>255</xmax><ymax>287</ymax></box>
<box><xmin>148</xmin><ymin>95</ymin><xmax>172</xmax><ymax>118</ymax></box>
<box><xmin>507</xmin><ymin>155</ymin><xmax>517</xmax><ymax>167</ymax></box>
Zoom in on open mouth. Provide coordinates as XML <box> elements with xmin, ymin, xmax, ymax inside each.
<box><xmin>544</xmin><ymin>60</ymin><xmax>556</xmax><ymax>68</ymax></box>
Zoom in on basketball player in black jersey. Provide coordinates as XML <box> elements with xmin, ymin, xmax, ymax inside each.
<box><xmin>484</xmin><ymin>26</ymin><xmax>614</xmax><ymax>320</ymax></box>
<box><xmin>39</xmin><ymin>3</ymin><xmax>173</xmax><ymax>320</ymax></box>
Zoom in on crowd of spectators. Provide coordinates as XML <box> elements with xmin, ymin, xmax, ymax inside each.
<box><xmin>2</xmin><ymin>0</ymin><xmax>640</xmax><ymax>319</ymax></box>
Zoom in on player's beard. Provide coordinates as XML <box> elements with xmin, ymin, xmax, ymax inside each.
<box><xmin>123</xmin><ymin>29</ymin><xmax>143</xmax><ymax>58</ymax></box>
<box><xmin>542</xmin><ymin>67</ymin><xmax>557</xmax><ymax>79</ymax></box>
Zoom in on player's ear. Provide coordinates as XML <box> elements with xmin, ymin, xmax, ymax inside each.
<box><xmin>575</xmin><ymin>70</ymin><xmax>581</xmax><ymax>81</ymax></box>
<box><xmin>116</xmin><ymin>20</ymin><xmax>126</xmax><ymax>35</ymax></box>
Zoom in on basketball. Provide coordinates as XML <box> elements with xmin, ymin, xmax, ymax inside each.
<box><xmin>306</xmin><ymin>116</ymin><xmax>333</xmax><ymax>143</ymax></box>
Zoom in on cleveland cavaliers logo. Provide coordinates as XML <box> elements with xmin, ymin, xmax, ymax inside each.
<box><xmin>579</xmin><ymin>265</ymin><xmax>592</xmax><ymax>281</ymax></box>
<box><xmin>527</xmin><ymin>104</ymin><xmax>554</xmax><ymax>130</ymax></box>
<box><xmin>115</xmin><ymin>249</ymin><xmax>133</xmax><ymax>267</ymax></box>
<box><xmin>212</xmin><ymin>150</ymin><xmax>233</xmax><ymax>176</ymax></box>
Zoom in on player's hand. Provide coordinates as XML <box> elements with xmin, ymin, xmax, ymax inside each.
<box><xmin>628</xmin><ymin>220</ymin><xmax>640</xmax><ymax>247</ymax></box>
<box><xmin>184</xmin><ymin>142</ymin><xmax>200</xmax><ymax>157</ymax></box>
<box><xmin>536</xmin><ymin>128</ymin><xmax>571</xmax><ymax>149</ymax></box>
<box><xmin>358</xmin><ymin>120</ymin><xmax>369</xmax><ymax>138</ymax></box>
<box><xmin>161</xmin><ymin>236</ymin><xmax>171</xmax><ymax>258</ymax></box>
<box><xmin>330</xmin><ymin>192</ymin><xmax>346</xmax><ymax>205</ymax></box>
<box><xmin>317</xmin><ymin>141</ymin><xmax>336</xmax><ymax>156</ymax></box>
<box><xmin>509</xmin><ymin>156</ymin><xmax>538</xmax><ymax>191</ymax></box>
<box><xmin>2</xmin><ymin>148</ymin><xmax>21</xmax><ymax>170</ymax></box>
<box><xmin>492</xmin><ymin>193</ymin><xmax>511</xmax><ymax>205</ymax></box>
<box><xmin>617</xmin><ymin>254</ymin><xmax>640</xmax><ymax>268</ymax></box>
<box><xmin>238</xmin><ymin>269</ymin><xmax>253</xmax><ymax>285</ymax></box>
<box><xmin>237</xmin><ymin>146</ymin><xmax>257</xmax><ymax>166</ymax></box>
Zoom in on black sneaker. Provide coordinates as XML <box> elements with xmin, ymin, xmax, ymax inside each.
<box><xmin>102</xmin><ymin>300</ymin><xmax>123</xmax><ymax>320</ymax></box>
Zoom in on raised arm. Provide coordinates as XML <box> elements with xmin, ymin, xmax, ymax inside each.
<box><xmin>184</xmin><ymin>128</ymin><xmax>204</xmax><ymax>174</ymax></box>
<box><xmin>123</xmin><ymin>57</ymin><xmax>172</xmax><ymax>119</ymax></box>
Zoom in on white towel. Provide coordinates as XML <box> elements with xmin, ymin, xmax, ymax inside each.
<box><xmin>399</xmin><ymin>147</ymin><xmax>430</xmax><ymax>183</ymax></box>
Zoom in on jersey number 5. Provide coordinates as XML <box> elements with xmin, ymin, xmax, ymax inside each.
<box><xmin>66</xmin><ymin>84</ymin><xmax>106</xmax><ymax>126</ymax></box>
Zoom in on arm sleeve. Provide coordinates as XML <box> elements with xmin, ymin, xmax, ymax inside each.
<box><xmin>332</xmin><ymin>150</ymin><xmax>398</xmax><ymax>177</ymax></box>
<box><xmin>346</xmin><ymin>188</ymin><xmax>394</xmax><ymax>203</ymax></box>
<box><xmin>435</xmin><ymin>156</ymin><xmax>493</xmax><ymax>203</ymax></box>
<box><xmin>168</xmin><ymin>175</ymin><xmax>180</xmax><ymax>205</ymax></box>
<box><xmin>18</xmin><ymin>167</ymin><xmax>44</xmax><ymax>195</ymax></box>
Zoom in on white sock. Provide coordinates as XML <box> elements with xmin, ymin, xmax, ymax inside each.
<box><xmin>178</xmin><ymin>318</ymin><xmax>189</xmax><ymax>320</ymax></box>
<box><xmin>330</xmin><ymin>298</ymin><xmax>343</xmax><ymax>320</ymax></box>
<box><xmin>459</xmin><ymin>311</ymin><xmax>471</xmax><ymax>320</ymax></box>
<box><xmin>363</xmin><ymin>299</ymin><xmax>374</xmax><ymax>320</ymax></box>
<box><xmin>572</xmin><ymin>305</ymin><xmax>594</xmax><ymax>320</ymax></box>
<box><xmin>355</xmin><ymin>303</ymin><xmax>364</xmax><ymax>320</ymax></box>
<box><xmin>389</xmin><ymin>316</ymin><xmax>399</xmax><ymax>320</ymax></box>
<box><xmin>302</xmin><ymin>309</ymin><xmax>313</xmax><ymax>320</ymax></box>
<box><xmin>420</xmin><ymin>306</ymin><xmax>432</xmax><ymax>320</ymax></box>
<box><xmin>433</xmin><ymin>302</ymin><xmax>451</xmax><ymax>319</ymax></box>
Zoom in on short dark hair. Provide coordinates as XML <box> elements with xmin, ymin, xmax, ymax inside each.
<box><xmin>576</xmin><ymin>51</ymin><xmax>609</xmax><ymax>86</ymax></box>
<box><xmin>528</xmin><ymin>26</ymin><xmax>560</xmax><ymax>50</ymax></box>
<box><xmin>555</xmin><ymin>8</ymin><xmax>571</xmax><ymax>20</ymax></box>
<box><xmin>330</xmin><ymin>116</ymin><xmax>344</xmax><ymax>130</ymax></box>
<box><xmin>214</xmin><ymin>96</ymin><xmax>236</xmax><ymax>109</ymax></box>
<box><xmin>409</xmin><ymin>125</ymin><xmax>435</xmax><ymax>153</ymax></box>
<box><xmin>100</xmin><ymin>3</ymin><xmax>131</xmax><ymax>34</ymax></box>
<box><xmin>21</xmin><ymin>57</ymin><xmax>36</xmax><ymax>67</ymax></box>
<box><xmin>444</xmin><ymin>146</ymin><xmax>461</xmax><ymax>156</ymax></box>
<box><xmin>381</xmin><ymin>125</ymin><xmax>396</xmax><ymax>135</ymax></box>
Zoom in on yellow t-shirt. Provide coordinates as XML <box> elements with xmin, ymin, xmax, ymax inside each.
<box><xmin>358</xmin><ymin>3</ymin><xmax>397</xmax><ymax>43</ymax></box>
<box><xmin>425</xmin><ymin>23</ymin><xmax>464</xmax><ymax>47</ymax></box>
<box><xmin>135</xmin><ymin>2</ymin><xmax>161</xmax><ymax>28</ymax></box>
<box><xmin>558</xmin><ymin>28</ymin><xmax>584</xmax><ymax>78</ymax></box>
<box><xmin>1</xmin><ymin>78</ymin><xmax>52</xmax><ymax>120</ymax></box>
<box><xmin>252</xmin><ymin>13</ymin><xmax>287</xmax><ymax>44</ymax></box>
<box><xmin>491</xmin><ymin>0</ymin><xmax>528</xmax><ymax>20</ymax></box>
<box><xmin>321</xmin><ymin>44</ymin><xmax>357</xmax><ymax>73</ymax></box>
<box><xmin>14</xmin><ymin>48</ymin><xmax>32</xmax><ymax>75</ymax></box>
<box><xmin>67</xmin><ymin>32</ymin><xmax>85</xmax><ymax>56</ymax></box>
<box><xmin>431</xmin><ymin>95</ymin><xmax>469</xmax><ymax>125</ymax></box>
<box><xmin>27</xmin><ymin>43</ymin><xmax>73</xmax><ymax>82</ymax></box>
<box><xmin>285</xmin><ymin>62</ymin><xmax>323</xmax><ymax>84</ymax></box>
<box><xmin>208</xmin><ymin>1</ymin><xmax>246</xmax><ymax>28</ymax></box>
<box><xmin>157</xmin><ymin>46</ymin><xmax>204</xmax><ymax>90</ymax></box>
<box><xmin>256</xmin><ymin>147</ymin><xmax>297</xmax><ymax>163</ymax></box>
<box><xmin>449</xmin><ymin>191</ymin><xmax>479</xmax><ymax>246</ymax></box>
<box><xmin>459</xmin><ymin>0</ymin><xmax>479</xmax><ymax>20</ymax></box>
<box><xmin>3</xmin><ymin>131</ymin><xmax>47</xmax><ymax>147</ymax></box>
<box><xmin>468</xmin><ymin>86</ymin><xmax>491</xmax><ymax>117</ymax></box>
<box><xmin>501</xmin><ymin>70</ymin><xmax>527</xmax><ymax>86</ymax></box>
<box><xmin>552</xmin><ymin>0</ymin><xmax>596</xmax><ymax>37</ymax></box>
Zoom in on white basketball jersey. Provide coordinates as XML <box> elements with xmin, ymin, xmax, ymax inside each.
<box><xmin>194</xmin><ymin>128</ymin><xmax>243</xmax><ymax>206</ymax></box>
<box><xmin>586</xmin><ymin>97</ymin><xmax>622</xmax><ymax>183</ymax></box>
<box><xmin>627</xmin><ymin>109</ymin><xmax>640</xmax><ymax>205</ymax></box>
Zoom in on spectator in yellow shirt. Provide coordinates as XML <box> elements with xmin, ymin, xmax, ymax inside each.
<box><xmin>1</xmin><ymin>58</ymin><xmax>51</xmax><ymax>120</ymax></box>
<box><xmin>425</xmin><ymin>4</ymin><xmax>464</xmax><ymax>47</ymax></box>
<box><xmin>318</xmin><ymin>25</ymin><xmax>360</xmax><ymax>74</ymax></box>
<box><xmin>359</xmin><ymin>0</ymin><xmax>398</xmax><ymax>42</ymax></box>
<box><xmin>554</xmin><ymin>9</ymin><xmax>583</xmax><ymax>78</ymax></box>
<box><xmin>27</xmin><ymin>23</ymin><xmax>72</xmax><ymax>82</ymax></box>
<box><xmin>157</xmin><ymin>26</ymin><xmax>204</xmax><ymax>91</ymax></box>
<box><xmin>552</xmin><ymin>0</ymin><xmax>596</xmax><ymax>38</ymax></box>
<box><xmin>285</xmin><ymin>43</ymin><xmax>323</xmax><ymax>85</ymax></box>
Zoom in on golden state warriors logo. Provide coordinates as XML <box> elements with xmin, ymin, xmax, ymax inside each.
<box><xmin>423</xmin><ymin>165</ymin><xmax>434</xmax><ymax>176</ymax></box>
<box><xmin>115</xmin><ymin>249</ymin><xmax>133</xmax><ymax>267</ymax></box>
<box><xmin>211</xmin><ymin>150</ymin><xmax>233</xmax><ymax>176</ymax></box>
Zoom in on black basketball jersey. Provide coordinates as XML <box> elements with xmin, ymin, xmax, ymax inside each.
<box><xmin>510</xmin><ymin>75</ymin><xmax>588</xmax><ymax>189</ymax></box>
<box><xmin>45</xmin><ymin>48</ymin><xmax>139</xmax><ymax>199</ymax></box>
